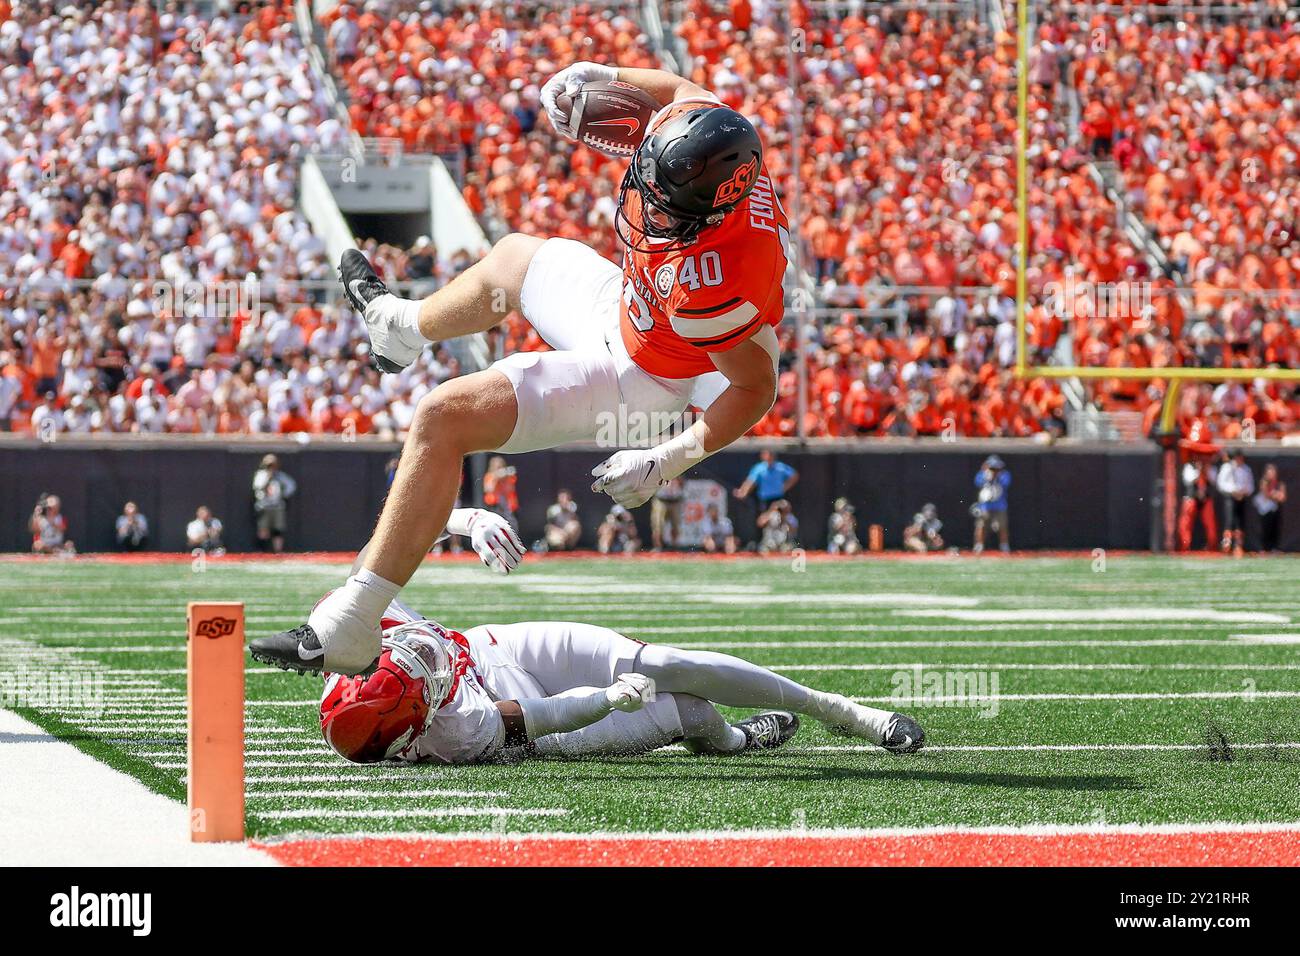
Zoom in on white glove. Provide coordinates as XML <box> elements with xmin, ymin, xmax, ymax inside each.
<box><xmin>604</xmin><ymin>672</ymin><xmax>656</xmax><ymax>712</ymax></box>
<box><xmin>456</xmin><ymin>508</ymin><xmax>526</xmax><ymax>574</ymax></box>
<box><xmin>591</xmin><ymin>448</ymin><xmax>665</xmax><ymax>509</ymax></box>
<box><xmin>540</xmin><ymin>61</ymin><xmax>619</xmax><ymax>138</ymax></box>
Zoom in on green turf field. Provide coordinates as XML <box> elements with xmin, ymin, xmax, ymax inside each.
<box><xmin>3</xmin><ymin>554</ymin><xmax>1299</xmax><ymax>838</ymax></box>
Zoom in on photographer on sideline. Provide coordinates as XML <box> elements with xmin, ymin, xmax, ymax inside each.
<box><xmin>904</xmin><ymin>503</ymin><xmax>945</xmax><ymax>553</ymax></box>
<box><xmin>114</xmin><ymin>501</ymin><xmax>149</xmax><ymax>551</ymax></box>
<box><xmin>252</xmin><ymin>454</ymin><xmax>297</xmax><ymax>553</ymax></box>
<box><xmin>972</xmin><ymin>455</ymin><xmax>1011</xmax><ymax>554</ymax></box>
<box><xmin>31</xmin><ymin>493</ymin><xmax>75</xmax><ymax>555</ymax></box>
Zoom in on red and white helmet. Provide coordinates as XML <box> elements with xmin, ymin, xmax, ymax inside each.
<box><xmin>319</xmin><ymin>622</ymin><xmax>454</xmax><ymax>763</ymax></box>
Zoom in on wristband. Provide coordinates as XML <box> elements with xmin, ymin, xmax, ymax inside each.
<box><xmin>653</xmin><ymin>428</ymin><xmax>710</xmax><ymax>482</ymax></box>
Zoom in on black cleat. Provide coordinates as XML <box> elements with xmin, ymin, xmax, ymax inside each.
<box><xmin>880</xmin><ymin>713</ymin><xmax>925</xmax><ymax>754</ymax></box>
<box><xmin>735</xmin><ymin>711</ymin><xmax>800</xmax><ymax>751</ymax></box>
<box><xmin>338</xmin><ymin>249</ymin><xmax>421</xmax><ymax>373</ymax></box>
<box><xmin>249</xmin><ymin>624</ymin><xmax>376</xmax><ymax>677</ymax></box>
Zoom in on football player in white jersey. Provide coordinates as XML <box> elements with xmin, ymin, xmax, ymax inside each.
<box><xmin>314</xmin><ymin>595</ymin><xmax>924</xmax><ymax>764</ymax></box>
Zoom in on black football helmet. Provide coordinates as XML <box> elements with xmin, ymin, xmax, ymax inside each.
<box><xmin>616</xmin><ymin>104</ymin><xmax>763</xmax><ymax>252</ymax></box>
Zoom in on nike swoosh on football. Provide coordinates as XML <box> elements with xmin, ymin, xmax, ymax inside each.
<box><xmin>297</xmin><ymin>642</ymin><xmax>325</xmax><ymax>661</ymax></box>
<box><xmin>588</xmin><ymin>117</ymin><xmax>641</xmax><ymax>135</ymax></box>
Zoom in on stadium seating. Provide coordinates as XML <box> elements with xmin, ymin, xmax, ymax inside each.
<box><xmin>1</xmin><ymin>0</ymin><xmax>1294</xmax><ymax>441</ymax></box>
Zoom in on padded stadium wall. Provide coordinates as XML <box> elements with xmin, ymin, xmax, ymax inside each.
<box><xmin>3</xmin><ymin>441</ymin><xmax>1299</xmax><ymax>554</ymax></box>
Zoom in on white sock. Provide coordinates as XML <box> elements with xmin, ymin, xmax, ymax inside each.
<box><xmin>720</xmin><ymin>725</ymin><xmax>748</xmax><ymax>752</ymax></box>
<box><xmin>397</xmin><ymin>297</ymin><xmax>427</xmax><ymax>340</ymax></box>
<box><xmin>307</xmin><ymin>569</ymin><xmax>401</xmax><ymax>674</ymax></box>
<box><xmin>368</xmin><ymin>293</ymin><xmax>429</xmax><ymax>343</ymax></box>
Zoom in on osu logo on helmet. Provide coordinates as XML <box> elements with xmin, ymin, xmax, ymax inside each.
<box><xmin>195</xmin><ymin>617</ymin><xmax>237</xmax><ymax>639</ymax></box>
<box><xmin>713</xmin><ymin>157</ymin><xmax>758</xmax><ymax>209</ymax></box>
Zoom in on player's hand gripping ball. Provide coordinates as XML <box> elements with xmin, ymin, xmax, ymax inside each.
<box><xmin>541</xmin><ymin>63</ymin><xmax>660</xmax><ymax>158</ymax></box>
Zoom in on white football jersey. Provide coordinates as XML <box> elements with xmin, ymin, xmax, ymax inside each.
<box><xmin>371</xmin><ymin>601</ymin><xmax>680</xmax><ymax>763</ymax></box>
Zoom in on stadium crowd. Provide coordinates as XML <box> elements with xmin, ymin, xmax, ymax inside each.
<box><xmin>1</xmin><ymin>0</ymin><xmax>1295</xmax><ymax>441</ymax></box>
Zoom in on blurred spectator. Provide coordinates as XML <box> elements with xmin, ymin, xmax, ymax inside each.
<box><xmin>252</xmin><ymin>454</ymin><xmax>297</xmax><ymax>553</ymax></box>
<box><xmin>826</xmin><ymin>497</ymin><xmax>861</xmax><ymax>555</ymax></box>
<box><xmin>542</xmin><ymin>489</ymin><xmax>582</xmax><ymax>552</ymax></box>
<box><xmin>757</xmin><ymin>499</ymin><xmax>799</xmax><ymax>554</ymax></box>
<box><xmin>1179</xmin><ymin>459</ymin><xmax>1219</xmax><ymax>552</ymax></box>
<box><xmin>30</xmin><ymin>494</ymin><xmax>74</xmax><ymax>555</ymax></box>
<box><xmin>650</xmin><ymin>478</ymin><xmax>685</xmax><ymax>551</ymax></box>
<box><xmin>187</xmin><ymin>506</ymin><xmax>226</xmax><ymax>555</ymax></box>
<box><xmin>903</xmin><ymin>503</ymin><xmax>946</xmax><ymax>553</ymax></box>
<box><xmin>483</xmin><ymin>457</ymin><xmax>519</xmax><ymax>531</ymax></box>
<box><xmin>597</xmin><ymin>505</ymin><xmax>640</xmax><ymax>555</ymax></box>
<box><xmin>1254</xmin><ymin>464</ymin><xmax>1287</xmax><ymax>554</ymax></box>
<box><xmin>0</xmin><ymin>356</ymin><xmax>19</xmax><ymax>431</ymax></box>
<box><xmin>30</xmin><ymin>393</ymin><xmax>64</xmax><ymax>438</ymax></box>
<box><xmin>972</xmin><ymin>455</ymin><xmax>1011</xmax><ymax>554</ymax></box>
<box><xmin>1216</xmin><ymin>451</ymin><xmax>1254</xmax><ymax>558</ymax></box>
<box><xmin>114</xmin><ymin>502</ymin><xmax>149</xmax><ymax>552</ymax></box>
<box><xmin>700</xmin><ymin>504</ymin><xmax>738</xmax><ymax>554</ymax></box>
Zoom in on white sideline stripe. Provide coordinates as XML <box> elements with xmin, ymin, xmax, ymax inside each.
<box><xmin>249</xmin><ymin>789</ymin><xmax>508</xmax><ymax>800</ymax></box>
<box><xmin>1231</xmin><ymin>634</ymin><xmax>1300</xmax><ymax>644</ymax></box>
<box><xmin>895</xmin><ymin>609</ymin><xmax>1290</xmax><ymax>624</ymax></box>
<box><xmin>853</xmin><ymin>690</ymin><xmax>1300</xmax><ymax>704</ymax></box>
<box><xmin>772</xmin><ymin>662</ymin><xmax>1300</xmax><ymax>672</ymax></box>
<box><xmin>255</xmin><ymin>820</ymin><xmax>1300</xmax><ymax>844</ymax></box>
<box><xmin>0</xmin><ymin>709</ymin><xmax>274</xmax><ymax>866</ymax></box>
<box><xmin>255</xmin><ymin>807</ymin><xmax>570</xmax><ymax>821</ymax></box>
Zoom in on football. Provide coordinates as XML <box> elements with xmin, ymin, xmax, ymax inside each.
<box><xmin>559</xmin><ymin>79</ymin><xmax>661</xmax><ymax>158</ymax></box>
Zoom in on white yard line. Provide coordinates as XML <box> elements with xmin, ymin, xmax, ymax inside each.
<box><xmin>255</xmin><ymin>807</ymin><xmax>570</xmax><ymax>821</ymax></box>
<box><xmin>248</xmin><ymin>789</ymin><xmax>509</xmax><ymax>800</ymax></box>
<box><xmin>808</xmin><ymin>742</ymin><xmax>1300</xmax><ymax>754</ymax></box>
<box><xmin>0</xmin><ymin>709</ymin><xmax>274</xmax><ymax>866</ymax></box>
<box><xmin>895</xmin><ymin>608</ymin><xmax>1289</xmax><ymax>624</ymax></box>
<box><xmin>772</xmin><ymin>662</ymin><xmax>1300</xmax><ymax>671</ymax></box>
<box><xmin>657</xmin><ymin>639</ymin><xmax>1253</xmax><ymax>648</ymax></box>
<box><xmin>853</xmin><ymin>690</ymin><xmax>1300</xmax><ymax>704</ymax></box>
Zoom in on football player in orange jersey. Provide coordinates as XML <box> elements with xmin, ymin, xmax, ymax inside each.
<box><xmin>253</xmin><ymin>64</ymin><xmax>788</xmax><ymax>678</ymax></box>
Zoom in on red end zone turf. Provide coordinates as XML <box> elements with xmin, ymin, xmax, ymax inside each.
<box><xmin>256</xmin><ymin>828</ymin><xmax>1300</xmax><ymax>867</ymax></box>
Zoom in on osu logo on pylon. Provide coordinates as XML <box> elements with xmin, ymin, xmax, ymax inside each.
<box><xmin>195</xmin><ymin>617</ymin><xmax>237</xmax><ymax>639</ymax></box>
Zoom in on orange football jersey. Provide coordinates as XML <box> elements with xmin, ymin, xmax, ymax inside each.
<box><xmin>618</xmin><ymin>108</ymin><xmax>789</xmax><ymax>379</ymax></box>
